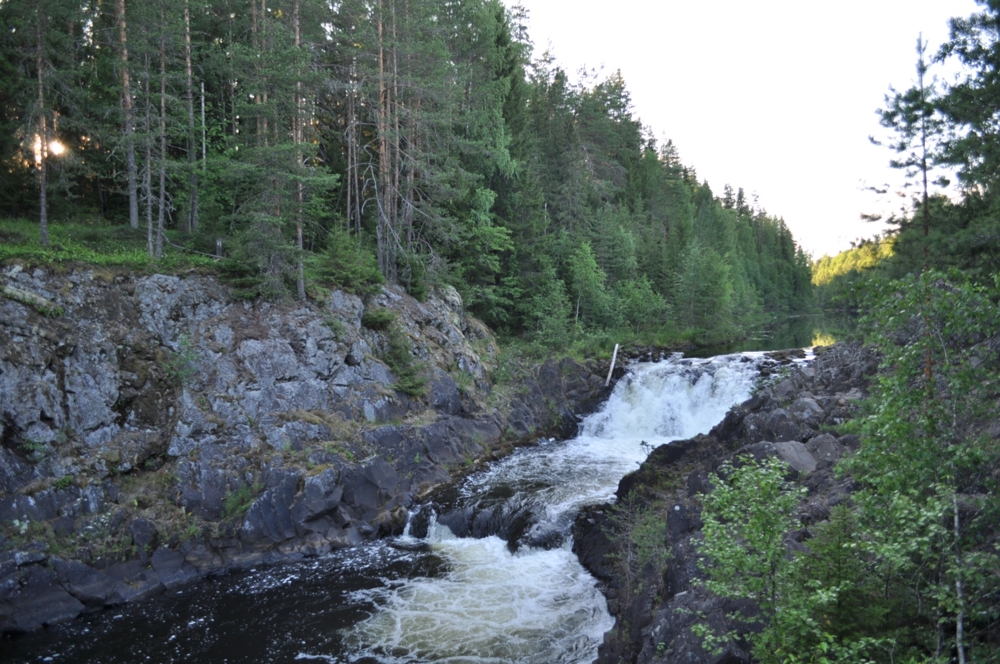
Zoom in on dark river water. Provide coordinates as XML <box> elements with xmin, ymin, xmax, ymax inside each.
<box><xmin>2</xmin><ymin>353</ymin><xmax>774</xmax><ymax>664</ymax></box>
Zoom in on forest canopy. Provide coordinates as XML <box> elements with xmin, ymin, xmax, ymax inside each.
<box><xmin>0</xmin><ymin>0</ymin><xmax>813</xmax><ymax>344</ymax></box>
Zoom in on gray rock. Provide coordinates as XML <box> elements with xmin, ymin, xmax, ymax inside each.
<box><xmin>5</xmin><ymin>565</ymin><xmax>86</xmax><ymax>631</ymax></box>
<box><xmin>52</xmin><ymin>558</ymin><xmax>117</xmax><ymax>607</ymax></box>
<box><xmin>771</xmin><ymin>441</ymin><xmax>818</xmax><ymax>474</ymax></box>
<box><xmin>241</xmin><ymin>473</ymin><xmax>300</xmax><ymax>546</ymax></box>
<box><xmin>150</xmin><ymin>548</ymin><xmax>200</xmax><ymax>590</ymax></box>
<box><xmin>175</xmin><ymin>446</ymin><xmax>246</xmax><ymax>520</ymax></box>
<box><xmin>128</xmin><ymin>519</ymin><xmax>159</xmax><ymax>563</ymax></box>
<box><xmin>805</xmin><ymin>433</ymin><xmax>845</xmax><ymax>464</ymax></box>
<box><xmin>290</xmin><ymin>468</ymin><xmax>343</xmax><ymax>534</ymax></box>
<box><xmin>105</xmin><ymin>559</ymin><xmax>165</xmax><ymax>603</ymax></box>
<box><xmin>772</xmin><ymin>378</ymin><xmax>798</xmax><ymax>401</ymax></box>
<box><xmin>14</xmin><ymin>551</ymin><xmax>47</xmax><ymax>567</ymax></box>
<box><xmin>743</xmin><ymin>408</ymin><xmax>803</xmax><ymax>444</ymax></box>
<box><xmin>428</xmin><ymin>369</ymin><xmax>463</xmax><ymax>416</ymax></box>
<box><xmin>737</xmin><ymin>441</ymin><xmax>818</xmax><ymax>474</ymax></box>
<box><xmin>787</xmin><ymin>396</ymin><xmax>825</xmax><ymax>428</ymax></box>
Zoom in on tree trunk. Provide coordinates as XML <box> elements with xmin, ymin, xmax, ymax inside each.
<box><xmin>952</xmin><ymin>491</ymin><xmax>967</xmax><ymax>664</ymax></box>
<box><xmin>144</xmin><ymin>54</ymin><xmax>154</xmax><ymax>257</ymax></box>
<box><xmin>35</xmin><ymin>2</ymin><xmax>48</xmax><ymax>246</ymax></box>
<box><xmin>376</xmin><ymin>0</ymin><xmax>398</xmax><ymax>280</ymax></box>
<box><xmin>184</xmin><ymin>0</ymin><xmax>199</xmax><ymax>233</ymax></box>
<box><xmin>346</xmin><ymin>60</ymin><xmax>362</xmax><ymax>235</ymax></box>
<box><xmin>155</xmin><ymin>2</ymin><xmax>167</xmax><ymax>259</ymax></box>
<box><xmin>293</xmin><ymin>0</ymin><xmax>305</xmax><ymax>300</ymax></box>
<box><xmin>918</xmin><ymin>36</ymin><xmax>930</xmax><ymax>267</ymax></box>
<box><xmin>115</xmin><ymin>0</ymin><xmax>139</xmax><ymax>230</ymax></box>
<box><xmin>390</xmin><ymin>0</ymin><xmax>400</xmax><ymax>240</ymax></box>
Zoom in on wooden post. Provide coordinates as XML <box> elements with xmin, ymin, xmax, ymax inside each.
<box><xmin>605</xmin><ymin>343</ymin><xmax>620</xmax><ymax>388</ymax></box>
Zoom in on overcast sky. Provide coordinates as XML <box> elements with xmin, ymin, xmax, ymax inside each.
<box><xmin>507</xmin><ymin>0</ymin><xmax>981</xmax><ymax>257</ymax></box>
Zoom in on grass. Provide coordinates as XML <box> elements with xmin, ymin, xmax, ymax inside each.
<box><xmin>0</xmin><ymin>217</ymin><xmax>220</xmax><ymax>272</ymax></box>
<box><xmin>222</xmin><ymin>483</ymin><xmax>263</xmax><ymax>521</ymax></box>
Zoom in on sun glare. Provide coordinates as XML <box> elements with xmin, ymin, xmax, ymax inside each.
<box><xmin>32</xmin><ymin>135</ymin><xmax>67</xmax><ymax>163</ymax></box>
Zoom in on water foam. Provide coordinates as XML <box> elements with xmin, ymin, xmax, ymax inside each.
<box><xmin>345</xmin><ymin>531</ymin><xmax>612</xmax><ymax>663</ymax></box>
<box><xmin>344</xmin><ymin>353</ymin><xmax>763</xmax><ymax>663</ymax></box>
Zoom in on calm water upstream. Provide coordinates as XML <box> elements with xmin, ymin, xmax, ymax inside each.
<box><xmin>2</xmin><ymin>353</ymin><xmax>765</xmax><ymax>664</ymax></box>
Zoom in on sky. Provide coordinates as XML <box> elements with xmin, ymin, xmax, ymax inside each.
<box><xmin>506</xmin><ymin>0</ymin><xmax>981</xmax><ymax>257</ymax></box>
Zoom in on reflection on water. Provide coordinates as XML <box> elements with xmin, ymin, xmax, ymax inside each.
<box><xmin>686</xmin><ymin>313</ymin><xmax>853</xmax><ymax>358</ymax></box>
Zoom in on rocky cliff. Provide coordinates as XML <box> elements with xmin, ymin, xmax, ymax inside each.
<box><xmin>0</xmin><ymin>265</ymin><xmax>609</xmax><ymax>633</ymax></box>
<box><xmin>574</xmin><ymin>343</ymin><xmax>880</xmax><ymax>664</ymax></box>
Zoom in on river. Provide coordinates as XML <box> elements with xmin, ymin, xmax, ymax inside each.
<box><xmin>2</xmin><ymin>353</ymin><xmax>766</xmax><ymax>664</ymax></box>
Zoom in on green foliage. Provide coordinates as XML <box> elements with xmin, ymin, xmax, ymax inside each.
<box><xmin>698</xmin><ymin>457</ymin><xmax>804</xmax><ymax>628</ymax></box>
<box><xmin>695</xmin><ymin>457</ymin><xmax>878</xmax><ymax>662</ymax></box>
<box><xmin>812</xmin><ymin>237</ymin><xmax>894</xmax><ymax>309</ymax></box>
<box><xmin>310</xmin><ymin>225</ymin><xmax>384</xmax><ymax>293</ymax></box>
<box><xmin>223</xmin><ymin>483</ymin><xmax>262</xmax><ymax>521</ymax></box>
<box><xmin>362</xmin><ymin>308</ymin><xmax>427</xmax><ymax>396</ymax></box>
<box><xmin>382</xmin><ymin>323</ymin><xmax>428</xmax><ymax>397</ymax></box>
<box><xmin>321</xmin><ymin>314</ymin><xmax>348</xmax><ymax>341</ymax></box>
<box><xmin>566</xmin><ymin>241</ymin><xmax>617</xmax><ymax>330</ymax></box>
<box><xmin>0</xmin><ymin>219</ymin><xmax>217</xmax><ymax>272</ymax></box>
<box><xmin>607</xmin><ymin>494</ymin><xmax>671</xmax><ymax>594</ymax></box>
<box><xmin>699</xmin><ymin>272</ymin><xmax>1000</xmax><ymax>663</ymax></box>
<box><xmin>0</xmin><ymin>0</ymin><xmax>813</xmax><ymax>346</ymax></box>
<box><xmin>841</xmin><ymin>271</ymin><xmax>1000</xmax><ymax>662</ymax></box>
<box><xmin>361</xmin><ymin>307</ymin><xmax>396</xmax><ymax>331</ymax></box>
<box><xmin>164</xmin><ymin>335</ymin><xmax>199</xmax><ymax>386</ymax></box>
<box><xmin>673</xmin><ymin>239</ymin><xmax>733</xmax><ymax>335</ymax></box>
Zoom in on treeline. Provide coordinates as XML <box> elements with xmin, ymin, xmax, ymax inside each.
<box><xmin>816</xmin><ymin>3</ymin><xmax>1000</xmax><ymax>300</ymax></box>
<box><xmin>811</xmin><ymin>236</ymin><xmax>894</xmax><ymax>308</ymax></box>
<box><xmin>0</xmin><ymin>0</ymin><xmax>811</xmax><ymax>344</ymax></box>
<box><xmin>754</xmin><ymin>4</ymin><xmax>1000</xmax><ymax>661</ymax></box>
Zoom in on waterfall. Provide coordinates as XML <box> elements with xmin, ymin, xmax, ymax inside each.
<box><xmin>339</xmin><ymin>353</ymin><xmax>762</xmax><ymax>663</ymax></box>
<box><xmin>6</xmin><ymin>354</ymin><xmax>765</xmax><ymax>664</ymax></box>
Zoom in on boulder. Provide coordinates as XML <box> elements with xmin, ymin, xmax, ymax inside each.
<box><xmin>290</xmin><ymin>468</ymin><xmax>344</xmax><ymax>535</ymax></box>
<box><xmin>3</xmin><ymin>565</ymin><xmax>85</xmax><ymax>631</ymax></box>
<box><xmin>743</xmin><ymin>408</ymin><xmax>805</xmax><ymax>444</ymax></box>
<box><xmin>805</xmin><ymin>433</ymin><xmax>845</xmax><ymax>465</ymax></box>
<box><xmin>737</xmin><ymin>441</ymin><xmax>817</xmax><ymax>474</ymax></box>
<box><xmin>52</xmin><ymin>558</ymin><xmax>118</xmax><ymax>607</ymax></box>
<box><xmin>787</xmin><ymin>396</ymin><xmax>826</xmax><ymax>428</ymax></box>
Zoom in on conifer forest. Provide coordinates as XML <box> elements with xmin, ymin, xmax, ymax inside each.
<box><xmin>0</xmin><ymin>0</ymin><xmax>812</xmax><ymax>346</ymax></box>
<box><xmin>4</xmin><ymin>0</ymin><xmax>1000</xmax><ymax>662</ymax></box>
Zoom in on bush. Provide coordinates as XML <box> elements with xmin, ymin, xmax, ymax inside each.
<box><xmin>382</xmin><ymin>323</ymin><xmax>427</xmax><ymax>397</ymax></box>
<box><xmin>310</xmin><ymin>225</ymin><xmax>384</xmax><ymax>293</ymax></box>
<box><xmin>361</xmin><ymin>306</ymin><xmax>395</xmax><ymax>330</ymax></box>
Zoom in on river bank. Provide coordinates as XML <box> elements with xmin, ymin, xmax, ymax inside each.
<box><xmin>3</xmin><ymin>347</ymin><xmax>800</xmax><ymax>662</ymax></box>
<box><xmin>0</xmin><ymin>266</ymin><xmax>613</xmax><ymax>634</ymax></box>
<box><xmin>573</xmin><ymin>342</ymin><xmax>879</xmax><ymax>663</ymax></box>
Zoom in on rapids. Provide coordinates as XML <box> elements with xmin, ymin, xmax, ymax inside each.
<box><xmin>1</xmin><ymin>353</ymin><xmax>764</xmax><ymax>664</ymax></box>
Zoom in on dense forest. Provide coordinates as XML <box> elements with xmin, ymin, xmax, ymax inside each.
<box><xmin>704</xmin><ymin>3</ymin><xmax>1000</xmax><ymax>662</ymax></box>
<box><xmin>0</xmin><ymin>0</ymin><xmax>812</xmax><ymax>346</ymax></box>
<box><xmin>4</xmin><ymin>0</ymin><xmax>1000</xmax><ymax>661</ymax></box>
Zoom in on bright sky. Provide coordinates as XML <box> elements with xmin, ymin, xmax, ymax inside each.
<box><xmin>509</xmin><ymin>0</ymin><xmax>981</xmax><ymax>257</ymax></box>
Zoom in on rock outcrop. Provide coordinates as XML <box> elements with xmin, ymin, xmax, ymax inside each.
<box><xmin>574</xmin><ymin>343</ymin><xmax>878</xmax><ymax>664</ymax></box>
<box><xmin>0</xmin><ymin>265</ymin><xmax>608</xmax><ymax>633</ymax></box>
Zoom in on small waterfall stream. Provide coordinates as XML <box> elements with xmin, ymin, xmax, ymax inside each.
<box><xmin>3</xmin><ymin>354</ymin><xmax>763</xmax><ymax>664</ymax></box>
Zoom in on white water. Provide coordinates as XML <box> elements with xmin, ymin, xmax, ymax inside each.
<box><xmin>336</xmin><ymin>353</ymin><xmax>763</xmax><ymax>664</ymax></box>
